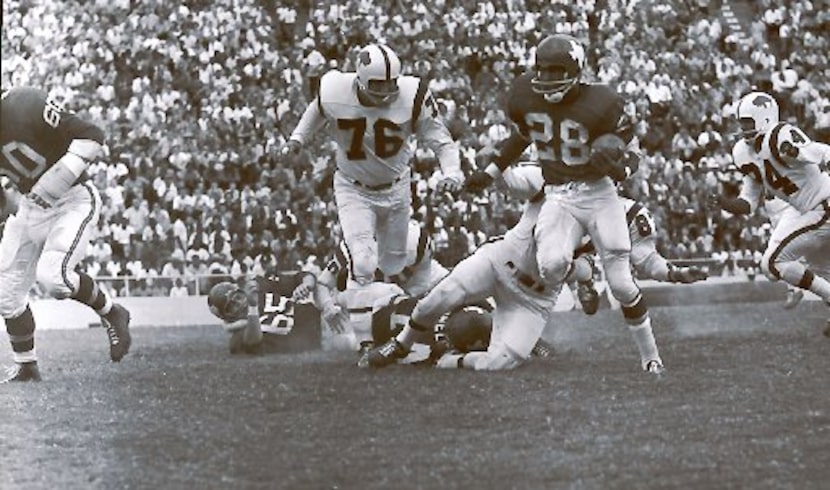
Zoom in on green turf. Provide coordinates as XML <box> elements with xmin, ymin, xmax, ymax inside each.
<box><xmin>1</xmin><ymin>302</ymin><xmax>828</xmax><ymax>490</ymax></box>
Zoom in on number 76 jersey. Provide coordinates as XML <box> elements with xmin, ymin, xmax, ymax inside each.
<box><xmin>732</xmin><ymin>122</ymin><xmax>830</xmax><ymax>213</ymax></box>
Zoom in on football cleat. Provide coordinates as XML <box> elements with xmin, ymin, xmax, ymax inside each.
<box><xmin>103</xmin><ymin>303</ymin><xmax>132</xmax><ymax>362</ymax></box>
<box><xmin>644</xmin><ymin>360</ymin><xmax>666</xmax><ymax>376</ymax></box>
<box><xmin>530</xmin><ymin>338</ymin><xmax>555</xmax><ymax>358</ymax></box>
<box><xmin>577</xmin><ymin>280</ymin><xmax>600</xmax><ymax>315</ymax></box>
<box><xmin>783</xmin><ymin>289</ymin><xmax>804</xmax><ymax>310</ymax></box>
<box><xmin>1</xmin><ymin>362</ymin><xmax>41</xmax><ymax>383</ymax></box>
<box><xmin>358</xmin><ymin>341</ymin><xmax>374</xmax><ymax>357</ymax></box>
<box><xmin>357</xmin><ymin>339</ymin><xmax>409</xmax><ymax>368</ymax></box>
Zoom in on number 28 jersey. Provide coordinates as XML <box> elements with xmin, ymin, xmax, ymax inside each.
<box><xmin>505</xmin><ymin>75</ymin><xmax>628</xmax><ymax>185</ymax></box>
<box><xmin>1</xmin><ymin>87</ymin><xmax>104</xmax><ymax>193</ymax></box>
<box><xmin>732</xmin><ymin>122</ymin><xmax>830</xmax><ymax>213</ymax></box>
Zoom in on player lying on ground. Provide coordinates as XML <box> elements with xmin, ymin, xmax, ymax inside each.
<box><xmin>1</xmin><ymin>87</ymin><xmax>132</xmax><ymax>383</ymax></box>
<box><xmin>711</xmin><ymin>91</ymin><xmax>830</xmax><ymax>334</ymax></box>
<box><xmin>207</xmin><ymin>273</ymin><xmax>321</xmax><ymax>355</ymax></box>
<box><xmin>362</xmin><ymin>164</ymin><xmax>664</xmax><ymax>372</ymax></box>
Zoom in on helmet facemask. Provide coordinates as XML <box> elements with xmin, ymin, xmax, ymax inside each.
<box><xmin>531</xmin><ymin>65</ymin><xmax>579</xmax><ymax>103</ymax></box>
<box><xmin>356</xmin><ymin>44</ymin><xmax>402</xmax><ymax>106</ymax></box>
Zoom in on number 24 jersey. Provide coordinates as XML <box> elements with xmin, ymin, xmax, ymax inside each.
<box><xmin>732</xmin><ymin>122</ymin><xmax>830</xmax><ymax>213</ymax></box>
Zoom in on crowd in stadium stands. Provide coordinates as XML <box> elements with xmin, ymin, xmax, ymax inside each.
<box><xmin>2</xmin><ymin>0</ymin><xmax>828</xmax><ymax>296</ymax></box>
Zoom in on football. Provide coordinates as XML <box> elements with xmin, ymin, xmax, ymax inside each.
<box><xmin>591</xmin><ymin>133</ymin><xmax>626</xmax><ymax>156</ymax></box>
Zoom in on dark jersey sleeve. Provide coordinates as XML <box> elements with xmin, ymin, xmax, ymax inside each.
<box><xmin>1</xmin><ymin>87</ymin><xmax>104</xmax><ymax>192</ymax></box>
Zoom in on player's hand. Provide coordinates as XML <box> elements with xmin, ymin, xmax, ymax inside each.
<box><xmin>280</xmin><ymin>139</ymin><xmax>301</xmax><ymax>157</ymax></box>
<box><xmin>436</xmin><ymin>176</ymin><xmax>461</xmax><ymax>194</ymax></box>
<box><xmin>292</xmin><ymin>275</ymin><xmax>316</xmax><ymax>303</ymax></box>
<box><xmin>669</xmin><ymin>266</ymin><xmax>709</xmax><ymax>284</ymax></box>
<box><xmin>463</xmin><ymin>171</ymin><xmax>494</xmax><ymax>193</ymax></box>
<box><xmin>322</xmin><ymin>304</ymin><xmax>346</xmax><ymax>334</ymax></box>
<box><xmin>591</xmin><ymin>147</ymin><xmax>627</xmax><ymax>180</ymax></box>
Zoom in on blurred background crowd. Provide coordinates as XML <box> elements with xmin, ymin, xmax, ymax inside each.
<box><xmin>2</xmin><ymin>0</ymin><xmax>828</xmax><ymax>296</ymax></box>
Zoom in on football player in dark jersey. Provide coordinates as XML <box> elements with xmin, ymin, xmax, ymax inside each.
<box><xmin>208</xmin><ymin>273</ymin><xmax>321</xmax><ymax>355</ymax></box>
<box><xmin>464</xmin><ymin>35</ymin><xmax>664</xmax><ymax>374</ymax></box>
<box><xmin>0</xmin><ymin>87</ymin><xmax>131</xmax><ymax>382</ymax></box>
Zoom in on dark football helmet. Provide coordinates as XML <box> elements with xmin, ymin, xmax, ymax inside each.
<box><xmin>207</xmin><ymin>282</ymin><xmax>249</xmax><ymax>322</ymax></box>
<box><xmin>531</xmin><ymin>34</ymin><xmax>586</xmax><ymax>103</ymax></box>
<box><xmin>443</xmin><ymin>305</ymin><xmax>492</xmax><ymax>352</ymax></box>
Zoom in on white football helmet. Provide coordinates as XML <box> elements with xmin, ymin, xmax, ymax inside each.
<box><xmin>355</xmin><ymin>44</ymin><xmax>402</xmax><ymax>106</ymax></box>
<box><xmin>735</xmin><ymin>91</ymin><xmax>779</xmax><ymax>141</ymax></box>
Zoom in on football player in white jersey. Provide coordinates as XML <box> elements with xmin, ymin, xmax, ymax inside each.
<box><xmin>362</xmin><ymin>165</ymin><xmax>666</xmax><ymax>373</ymax></box>
<box><xmin>281</xmin><ymin>44</ymin><xmax>462</xmax><ymax>298</ymax></box>
<box><xmin>1</xmin><ymin>87</ymin><xmax>132</xmax><ymax>383</ymax></box>
<box><xmin>713</xmin><ymin>91</ymin><xmax>830</xmax><ymax>327</ymax></box>
<box><xmin>292</xmin><ymin>220</ymin><xmax>449</xmax><ymax>352</ymax></box>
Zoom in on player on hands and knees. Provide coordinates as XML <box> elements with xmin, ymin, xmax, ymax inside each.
<box><xmin>711</xmin><ymin>92</ymin><xmax>830</xmax><ymax>333</ymax></box>
<box><xmin>464</xmin><ymin>34</ymin><xmax>665</xmax><ymax>373</ymax></box>
<box><xmin>1</xmin><ymin>87</ymin><xmax>132</xmax><ymax>382</ymax></box>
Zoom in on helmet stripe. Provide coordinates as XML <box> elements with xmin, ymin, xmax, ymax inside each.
<box><xmin>377</xmin><ymin>44</ymin><xmax>392</xmax><ymax>80</ymax></box>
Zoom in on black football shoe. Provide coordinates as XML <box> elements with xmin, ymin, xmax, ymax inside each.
<box><xmin>1</xmin><ymin>361</ymin><xmax>41</xmax><ymax>383</ymax></box>
<box><xmin>103</xmin><ymin>303</ymin><xmax>132</xmax><ymax>362</ymax></box>
<box><xmin>357</xmin><ymin>339</ymin><xmax>409</xmax><ymax>368</ymax></box>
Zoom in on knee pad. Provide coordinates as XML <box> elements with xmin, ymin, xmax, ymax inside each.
<box><xmin>602</xmin><ymin>252</ymin><xmax>640</xmax><ymax>304</ymax></box>
<box><xmin>411</xmin><ymin>276</ymin><xmax>470</xmax><ymax>326</ymax></box>
<box><xmin>350</xmin><ymin>247</ymin><xmax>378</xmax><ymax>285</ymax></box>
<box><xmin>36</xmin><ymin>251</ymin><xmax>76</xmax><ymax>299</ymax></box>
<box><xmin>537</xmin><ymin>253</ymin><xmax>572</xmax><ymax>288</ymax></box>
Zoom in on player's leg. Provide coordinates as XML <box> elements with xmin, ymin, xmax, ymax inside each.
<box><xmin>360</xmin><ymin>245</ymin><xmax>498</xmax><ymax>368</ymax></box>
<box><xmin>36</xmin><ymin>185</ymin><xmax>131</xmax><ymax>361</ymax></box>
<box><xmin>588</xmin><ymin>191</ymin><xmax>663</xmax><ymax>373</ymax></box>
<box><xmin>333</xmin><ymin>175</ymin><xmax>379</xmax><ymax>285</ymax></box>
<box><xmin>761</xmin><ymin>211</ymin><xmax>830</xmax><ymax>304</ymax></box>
<box><xmin>535</xmin><ymin>196</ymin><xmax>586</xmax><ymax>289</ymax></box>
<box><xmin>0</xmin><ymin>213</ymin><xmax>42</xmax><ymax>382</ymax></box>
<box><xmin>376</xmin><ymin>185</ymin><xmax>411</xmax><ymax>278</ymax></box>
<box><xmin>438</xmin><ymin>285</ymin><xmax>552</xmax><ymax>371</ymax></box>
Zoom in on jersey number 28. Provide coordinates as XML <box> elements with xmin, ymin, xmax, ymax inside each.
<box><xmin>526</xmin><ymin>113</ymin><xmax>590</xmax><ymax>166</ymax></box>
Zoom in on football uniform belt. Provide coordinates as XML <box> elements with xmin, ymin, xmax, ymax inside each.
<box><xmin>506</xmin><ymin>261</ymin><xmax>545</xmax><ymax>293</ymax></box>
<box><xmin>352</xmin><ymin>175</ymin><xmax>402</xmax><ymax>191</ymax></box>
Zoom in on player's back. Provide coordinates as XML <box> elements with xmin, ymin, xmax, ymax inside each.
<box><xmin>318</xmin><ymin>70</ymin><xmax>424</xmax><ymax>186</ymax></box>
<box><xmin>506</xmin><ymin>76</ymin><xmax>625</xmax><ymax>185</ymax></box>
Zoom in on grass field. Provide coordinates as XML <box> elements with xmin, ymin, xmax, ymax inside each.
<box><xmin>1</xmin><ymin>301</ymin><xmax>828</xmax><ymax>490</ymax></box>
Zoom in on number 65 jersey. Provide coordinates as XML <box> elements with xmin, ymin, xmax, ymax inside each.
<box><xmin>1</xmin><ymin>87</ymin><xmax>104</xmax><ymax>193</ymax></box>
<box><xmin>732</xmin><ymin>122</ymin><xmax>830</xmax><ymax>213</ymax></box>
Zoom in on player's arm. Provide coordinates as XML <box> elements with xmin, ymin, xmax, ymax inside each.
<box><xmin>282</xmin><ymin>96</ymin><xmax>327</xmax><ymax>154</ymax></box>
<box><xmin>770</xmin><ymin>123</ymin><xmax>829</xmax><ymax>167</ymax></box>
<box><xmin>28</xmin><ymin>112</ymin><xmax>105</xmax><ymax>208</ymax></box>
<box><xmin>1</xmin><ymin>176</ymin><xmax>21</xmax><ymax>223</ymax></box>
<box><xmin>714</xmin><ymin>173</ymin><xmax>761</xmax><ymax>215</ymax></box>
<box><xmin>412</xmin><ymin>84</ymin><xmax>463</xmax><ymax>190</ymax></box>
<box><xmin>592</xmin><ymin>100</ymin><xmax>641</xmax><ymax>181</ymax></box>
